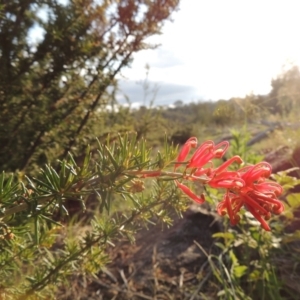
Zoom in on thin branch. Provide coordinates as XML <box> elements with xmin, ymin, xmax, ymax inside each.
<box><xmin>61</xmin><ymin>50</ymin><xmax>134</xmax><ymax>159</ymax></box>
<box><xmin>20</xmin><ymin>130</ymin><xmax>45</xmax><ymax>171</ymax></box>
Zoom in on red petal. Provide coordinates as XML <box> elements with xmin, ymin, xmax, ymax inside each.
<box><xmin>213</xmin><ymin>156</ymin><xmax>243</xmax><ymax>175</ymax></box>
<box><xmin>246</xmin><ymin>205</ymin><xmax>271</xmax><ymax>231</ymax></box>
<box><xmin>175</xmin><ymin>137</ymin><xmax>198</xmax><ymax>170</ymax></box>
<box><xmin>188</xmin><ymin>141</ymin><xmax>215</xmax><ymax>168</ymax></box>
<box><xmin>208</xmin><ymin>178</ymin><xmax>244</xmax><ymax>189</ymax></box>
<box><xmin>255</xmin><ymin>182</ymin><xmax>283</xmax><ymax>196</ymax></box>
<box><xmin>213</xmin><ymin>141</ymin><xmax>229</xmax><ymax>158</ymax></box>
<box><xmin>242</xmin><ymin>162</ymin><xmax>272</xmax><ymax>183</ymax></box>
<box><xmin>176</xmin><ymin>181</ymin><xmax>205</xmax><ymax>204</ymax></box>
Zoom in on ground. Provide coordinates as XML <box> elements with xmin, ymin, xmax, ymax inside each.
<box><xmin>58</xmin><ymin>205</ymin><xmax>223</xmax><ymax>300</ymax></box>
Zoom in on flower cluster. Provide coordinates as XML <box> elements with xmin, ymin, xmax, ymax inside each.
<box><xmin>175</xmin><ymin>137</ymin><xmax>284</xmax><ymax>231</ymax></box>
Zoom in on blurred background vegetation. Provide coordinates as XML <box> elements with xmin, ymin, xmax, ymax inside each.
<box><xmin>1</xmin><ymin>0</ymin><xmax>300</xmax><ymax>299</ymax></box>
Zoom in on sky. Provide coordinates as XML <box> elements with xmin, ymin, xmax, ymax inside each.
<box><xmin>119</xmin><ymin>0</ymin><xmax>300</xmax><ymax>106</ymax></box>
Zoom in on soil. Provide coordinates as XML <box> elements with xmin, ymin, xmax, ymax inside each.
<box><xmin>58</xmin><ymin>206</ymin><xmax>222</xmax><ymax>300</ymax></box>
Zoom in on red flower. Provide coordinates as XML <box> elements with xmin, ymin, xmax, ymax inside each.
<box><xmin>216</xmin><ymin>162</ymin><xmax>284</xmax><ymax>231</ymax></box>
<box><xmin>208</xmin><ymin>156</ymin><xmax>244</xmax><ymax>189</ymax></box>
<box><xmin>187</xmin><ymin>140</ymin><xmax>229</xmax><ymax>169</ymax></box>
<box><xmin>174</xmin><ymin>138</ymin><xmax>284</xmax><ymax>230</ymax></box>
<box><xmin>211</xmin><ymin>156</ymin><xmax>244</xmax><ymax>175</ymax></box>
<box><xmin>175</xmin><ymin>137</ymin><xmax>198</xmax><ymax>170</ymax></box>
<box><xmin>175</xmin><ymin>139</ymin><xmax>229</xmax><ymax>205</ymax></box>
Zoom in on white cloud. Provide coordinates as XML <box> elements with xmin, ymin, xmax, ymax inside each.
<box><xmin>121</xmin><ymin>0</ymin><xmax>300</xmax><ymax>102</ymax></box>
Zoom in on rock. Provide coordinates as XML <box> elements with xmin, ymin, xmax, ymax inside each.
<box><xmin>265</xmin><ymin>144</ymin><xmax>300</xmax><ymax>233</ymax></box>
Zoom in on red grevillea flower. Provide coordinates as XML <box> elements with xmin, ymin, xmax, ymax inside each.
<box><xmin>174</xmin><ymin>138</ymin><xmax>284</xmax><ymax>230</ymax></box>
<box><xmin>187</xmin><ymin>140</ymin><xmax>229</xmax><ymax>169</ymax></box>
<box><xmin>174</xmin><ymin>138</ymin><xmax>228</xmax><ymax>205</ymax></box>
<box><xmin>175</xmin><ymin>137</ymin><xmax>198</xmax><ymax>170</ymax></box>
<box><xmin>208</xmin><ymin>156</ymin><xmax>244</xmax><ymax>189</ymax></box>
<box><xmin>175</xmin><ymin>138</ymin><xmax>229</xmax><ymax>172</ymax></box>
<box><xmin>216</xmin><ymin>162</ymin><xmax>284</xmax><ymax>231</ymax></box>
<box><xmin>175</xmin><ymin>138</ymin><xmax>232</xmax><ymax>205</ymax></box>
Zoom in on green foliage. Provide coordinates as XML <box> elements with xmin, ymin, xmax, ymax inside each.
<box><xmin>227</xmin><ymin>127</ymin><xmax>264</xmax><ymax>165</ymax></box>
<box><xmin>270</xmin><ymin>66</ymin><xmax>300</xmax><ymax>117</ymax></box>
<box><xmin>272</xmin><ymin>168</ymin><xmax>300</xmax><ymax>192</ymax></box>
<box><xmin>0</xmin><ymin>134</ymin><xmax>187</xmax><ymax>298</ymax></box>
<box><xmin>212</xmin><ymin>227</ymin><xmax>284</xmax><ymax>300</ymax></box>
<box><xmin>0</xmin><ymin>0</ymin><xmax>179</xmax><ymax>173</ymax></box>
